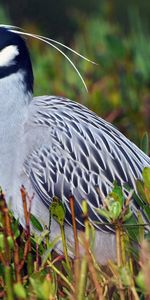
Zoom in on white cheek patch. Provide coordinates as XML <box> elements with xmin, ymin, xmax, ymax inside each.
<box><xmin>0</xmin><ymin>45</ymin><xmax>19</xmax><ymax>67</ymax></box>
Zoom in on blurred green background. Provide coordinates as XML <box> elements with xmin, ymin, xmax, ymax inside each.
<box><xmin>0</xmin><ymin>1</ymin><xmax>150</xmax><ymax>148</ymax></box>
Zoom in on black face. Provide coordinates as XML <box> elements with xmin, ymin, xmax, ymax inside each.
<box><xmin>0</xmin><ymin>27</ymin><xmax>34</xmax><ymax>93</ymax></box>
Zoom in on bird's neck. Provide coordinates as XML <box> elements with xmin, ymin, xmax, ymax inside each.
<box><xmin>0</xmin><ymin>71</ymin><xmax>31</xmax><ymax>145</ymax></box>
<box><xmin>0</xmin><ymin>71</ymin><xmax>32</xmax><ymax>118</ymax></box>
<box><xmin>0</xmin><ymin>72</ymin><xmax>32</xmax><ymax>191</ymax></box>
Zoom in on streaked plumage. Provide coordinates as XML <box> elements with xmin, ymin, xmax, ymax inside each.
<box><xmin>0</xmin><ymin>26</ymin><xmax>150</xmax><ymax>264</ymax></box>
<box><xmin>25</xmin><ymin>96</ymin><xmax>150</xmax><ymax>232</ymax></box>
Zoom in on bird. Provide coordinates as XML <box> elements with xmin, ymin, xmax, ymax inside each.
<box><xmin>0</xmin><ymin>25</ymin><xmax>150</xmax><ymax>264</ymax></box>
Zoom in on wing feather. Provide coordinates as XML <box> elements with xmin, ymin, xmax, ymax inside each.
<box><xmin>24</xmin><ymin>96</ymin><xmax>150</xmax><ymax>231</ymax></box>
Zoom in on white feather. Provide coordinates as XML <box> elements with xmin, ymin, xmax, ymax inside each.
<box><xmin>0</xmin><ymin>45</ymin><xmax>19</xmax><ymax>67</ymax></box>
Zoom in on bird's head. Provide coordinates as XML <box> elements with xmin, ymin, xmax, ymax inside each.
<box><xmin>0</xmin><ymin>26</ymin><xmax>33</xmax><ymax>93</ymax></box>
<box><xmin>0</xmin><ymin>24</ymin><xmax>96</xmax><ymax>95</ymax></box>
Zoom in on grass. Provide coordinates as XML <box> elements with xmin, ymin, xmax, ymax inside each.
<box><xmin>0</xmin><ymin>168</ymin><xmax>150</xmax><ymax>299</ymax></box>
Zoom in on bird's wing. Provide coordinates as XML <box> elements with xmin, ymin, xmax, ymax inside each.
<box><xmin>24</xmin><ymin>96</ymin><xmax>150</xmax><ymax>231</ymax></box>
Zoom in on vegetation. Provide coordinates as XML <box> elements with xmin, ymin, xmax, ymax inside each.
<box><xmin>0</xmin><ymin>168</ymin><xmax>150</xmax><ymax>299</ymax></box>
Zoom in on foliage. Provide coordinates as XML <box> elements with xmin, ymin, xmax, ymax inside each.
<box><xmin>0</xmin><ymin>169</ymin><xmax>150</xmax><ymax>299</ymax></box>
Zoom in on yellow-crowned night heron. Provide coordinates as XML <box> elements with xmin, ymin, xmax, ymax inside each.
<box><xmin>0</xmin><ymin>26</ymin><xmax>150</xmax><ymax>264</ymax></box>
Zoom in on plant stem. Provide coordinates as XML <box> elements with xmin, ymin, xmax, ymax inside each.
<box><xmin>116</xmin><ymin>225</ymin><xmax>122</xmax><ymax>266</ymax></box>
<box><xmin>69</xmin><ymin>196</ymin><xmax>80</xmax><ymax>259</ymax></box>
<box><xmin>84</xmin><ymin>239</ymin><xmax>104</xmax><ymax>300</ymax></box>
<box><xmin>77</xmin><ymin>255</ymin><xmax>88</xmax><ymax>300</ymax></box>
<box><xmin>77</xmin><ymin>200</ymin><xmax>89</xmax><ymax>300</ymax></box>
<box><xmin>14</xmin><ymin>241</ymin><xmax>21</xmax><ymax>282</ymax></box>
<box><xmin>20</xmin><ymin>186</ymin><xmax>29</xmax><ymax>227</ymax></box>
<box><xmin>131</xmin><ymin>287</ymin><xmax>140</xmax><ymax>300</ymax></box>
<box><xmin>60</xmin><ymin>224</ymin><xmax>71</xmax><ymax>270</ymax></box>
<box><xmin>4</xmin><ymin>266</ymin><xmax>14</xmax><ymax>300</ymax></box>
<box><xmin>69</xmin><ymin>196</ymin><xmax>80</xmax><ymax>293</ymax></box>
<box><xmin>116</xmin><ymin>225</ymin><xmax>125</xmax><ymax>300</ymax></box>
<box><xmin>47</xmin><ymin>260</ymin><xmax>74</xmax><ymax>292</ymax></box>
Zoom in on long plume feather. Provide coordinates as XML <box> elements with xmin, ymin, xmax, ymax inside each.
<box><xmin>0</xmin><ymin>24</ymin><xmax>97</xmax><ymax>91</ymax></box>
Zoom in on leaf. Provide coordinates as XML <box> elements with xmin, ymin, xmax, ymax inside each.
<box><xmin>11</xmin><ymin>218</ymin><xmax>20</xmax><ymax>239</ymax></box>
<box><xmin>143</xmin><ymin>206</ymin><xmax>150</xmax><ymax>221</ymax></box>
<box><xmin>95</xmin><ymin>208</ymin><xmax>111</xmax><ymax>222</ymax></box>
<box><xmin>137</xmin><ymin>212</ymin><xmax>145</xmax><ymax>241</ymax></box>
<box><xmin>124</xmin><ymin>215</ymin><xmax>139</xmax><ymax>242</ymax></box>
<box><xmin>42</xmin><ymin>236</ymin><xmax>61</xmax><ymax>266</ymax></box>
<box><xmin>136</xmin><ymin>271</ymin><xmax>146</xmax><ymax>292</ymax></box>
<box><xmin>109</xmin><ymin>201</ymin><xmax>122</xmax><ymax>220</ymax></box>
<box><xmin>7</xmin><ymin>236</ymin><xmax>14</xmax><ymax>250</ymax></box>
<box><xmin>42</xmin><ymin>278</ymin><xmax>54</xmax><ymax>299</ymax></box>
<box><xmin>62</xmin><ymin>260</ymin><xmax>73</xmax><ymax>281</ymax></box>
<box><xmin>30</xmin><ymin>273</ymin><xmax>55</xmax><ymax>299</ymax></box>
<box><xmin>0</xmin><ymin>233</ymin><xmax>4</xmax><ymax>250</ymax></box>
<box><xmin>145</xmin><ymin>187</ymin><xmax>150</xmax><ymax>204</ymax></box>
<box><xmin>145</xmin><ymin>232</ymin><xmax>150</xmax><ymax>240</ymax></box>
<box><xmin>136</xmin><ymin>179</ymin><xmax>147</xmax><ymax>203</ymax></box>
<box><xmin>14</xmin><ymin>283</ymin><xmax>26</xmax><ymax>299</ymax></box>
<box><xmin>143</xmin><ymin>167</ymin><xmax>150</xmax><ymax>190</ymax></box>
<box><xmin>50</xmin><ymin>197</ymin><xmax>66</xmax><ymax>226</ymax></box>
<box><xmin>140</xmin><ymin>132</ymin><xmax>149</xmax><ymax>155</ymax></box>
<box><xmin>119</xmin><ymin>266</ymin><xmax>132</xmax><ymax>286</ymax></box>
<box><xmin>122</xmin><ymin>210</ymin><xmax>133</xmax><ymax>222</ymax></box>
<box><xmin>30</xmin><ymin>213</ymin><xmax>43</xmax><ymax>232</ymax></box>
<box><xmin>132</xmin><ymin>191</ymin><xmax>145</xmax><ymax>209</ymax></box>
<box><xmin>33</xmin><ymin>229</ymin><xmax>50</xmax><ymax>245</ymax></box>
<box><xmin>109</xmin><ymin>181</ymin><xmax>124</xmax><ymax>206</ymax></box>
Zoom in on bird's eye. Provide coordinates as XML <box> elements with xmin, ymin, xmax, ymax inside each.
<box><xmin>0</xmin><ymin>45</ymin><xmax>19</xmax><ymax>67</ymax></box>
